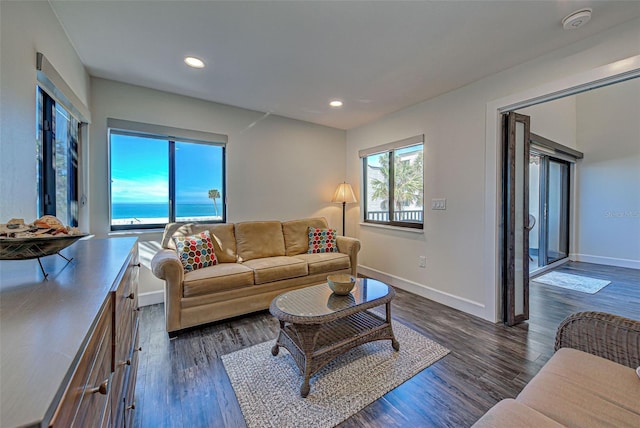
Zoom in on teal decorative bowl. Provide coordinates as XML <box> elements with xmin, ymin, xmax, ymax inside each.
<box><xmin>327</xmin><ymin>274</ymin><xmax>356</xmax><ymax>295</ymax></box>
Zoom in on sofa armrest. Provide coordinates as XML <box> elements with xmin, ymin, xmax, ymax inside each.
<box><xmin>150</xmin><ymin>249</ymin><xmax>184</xmax><ymax>333</ymax></box>
<box><xmin>336</xmin><ymin>236</ymin><xmax>361</xmax><ymax>277</ymax></box>
<box><xmin>555</xmin><ymin>311</ymin><xmax>640</xmax><ymax>368</ymax></box>
<box><xmin>151</xmin><ymin>249</ymin><xmax>184</xmax><ymax>282</ymax></box>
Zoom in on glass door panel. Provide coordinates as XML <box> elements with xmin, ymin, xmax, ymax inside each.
<box><xmin>503</xmin><ymin>112</ymin><xmax>530</xmax><ymax>326</ymax></box>
<box><xmin>528</xmin><ymin>152</ymin><xmax>571</xmax><ymax>272</ymax></box>
<box><xmin>514</xmin><ymin>121</ymin><xmax>526</xmax><ymax>318</ymax></box>
<box><xmin>529</xmin><ymin>153</ymin><xmax>541</xmax><ymax>271</ymax></box>
<box><xmin>547</xmin><ymin>160</ymin><xmax>570</xmax><ymax>263</ymax></box>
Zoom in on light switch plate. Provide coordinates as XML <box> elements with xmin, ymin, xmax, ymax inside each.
<box><xmin>431</xmin><ymin>198</ymin><xmax>447</xmax><ymax>210</ymax></box>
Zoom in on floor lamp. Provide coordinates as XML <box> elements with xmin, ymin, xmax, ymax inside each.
<box><xmin>332</xmin><ymin>182</ymin><xmax>357</xmax><ymax>236</ymax></box>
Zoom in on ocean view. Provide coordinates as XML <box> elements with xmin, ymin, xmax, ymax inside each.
<box><xmin>112</xmin><ymin>202</ymin><xmax>220</xmax><ymax>220</ymax></box>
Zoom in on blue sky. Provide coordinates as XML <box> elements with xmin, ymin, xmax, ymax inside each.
<box><xmin>111</xmin><ymin>134</ymin><xmax>223</xmax><ymax>204</ymax></box>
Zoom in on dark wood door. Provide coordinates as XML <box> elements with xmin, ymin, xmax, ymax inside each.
<box><xmin>502</xmin><ymin>112</ymin><xmax>530</xmax><ymax>326</ymax></box>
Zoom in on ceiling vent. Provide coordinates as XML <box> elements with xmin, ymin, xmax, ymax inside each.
<box><xmin>562</xmin><ymin>8</ymin><xmax>592</xmax><ymax>30</ymax></box>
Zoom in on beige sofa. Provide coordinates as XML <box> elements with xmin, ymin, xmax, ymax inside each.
<box><xmin>473</xmin><ymin>312</ymin><xmax>640</xmax><ymax>427</ymax></box>
<box><xmin>151</xmin><ymin>217</ymin><xmax>360</xmax><ymax>335</ymax></box>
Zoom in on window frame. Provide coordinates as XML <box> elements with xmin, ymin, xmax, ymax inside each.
<box><xmin>37</xmin><ymin>87</ymin><xmax>80</xmax><ymax>227</ymax></box>
<box><xmin>360</xmin><ymin>135</ymin><xmax>424</xmax><ymax>230</ymax></box>
<box><xmin>107</xmin><ymin>120</ymin><xmax>227</xmax><ymax>231</ymax></box>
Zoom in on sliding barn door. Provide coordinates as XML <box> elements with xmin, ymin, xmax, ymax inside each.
<box><xmin>502</xmin><ymin>112</ymin><xmax>530</xmax><ymax>326</ymax></box>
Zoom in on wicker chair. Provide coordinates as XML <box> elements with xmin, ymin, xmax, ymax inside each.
<box><xmin>555</xmin><ymin>311</ymin><xmax>640</xmax><ymax>369</ymax></box>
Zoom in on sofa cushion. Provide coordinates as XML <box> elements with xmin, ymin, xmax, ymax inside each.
<box><xmin>242</xmin><ymin>256</ymin><xmax>308</xmax><ymax>285</ymax></box>
<box><xmin>308</xmin><ymin>227</ymin><xmax>338</xmax><ymax>253</ymax></box>
<box><xmin>183</xmin><ymin>263</ymin><xmax>254</xmax><ymax>297</ymax></box>
<box><xmin>282</xmin><ymin>217</ymin><xmax>329</xmax><ymax>256</ymax></box>
<box><xmin>517</xmin><ymin>347</ymin><xmax>640</xmax><ymax>428</ymax></box>
<box><xmin>163</xmin><ymin>222</ymin><xmax>238</xmax><ymax>263</ymax></box>
<box><xmin>472</xmin><ymin>399</ymin><xmax>564</xmax><ymax>428</ymax></box>
<box><xmin>173</xmin><ymin>231</ymin><xmax>218</xmax><ymax>273</ymax></box>
<box><xmin>202</xmin><ymin>223</ymin><xmax>238</xmax><ymax>263</ymax></box>
<box><xmin>292</xmin><ymin>252</ymin><xmax>350</xmax><ymax>275</ymax></box>
<box><xmin>235</xmin><ymin>221</ymin><xmax>286</xmax><ymax>262</ymax></box>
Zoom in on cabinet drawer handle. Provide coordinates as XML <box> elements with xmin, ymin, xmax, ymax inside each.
<box><xmin>127</xmin><ymin>292</ymin><xmax>135</xmax><ymax>300</ymax></box>
<box><xmin>126</xmin><ymin>403</ymin><xmax>136</xmax><ymax>411</ymax></box>
<box><xmin>86</xmin><ymin>379</ymin><xmax>109</xmax><ymax>395</ymax></box>
<box><xmin>134</xmin><ymin>307</ymin><xmax>140</xmax><ymax>312</ymax></box>
<box><xmin>119</xmin><ymin>358</ymin><xmax>131</xmax><ymax>367</ymax></box>
<box><xmin>135</xmin><ymin>346</ymin><xmax>142</xmax><ymax>353</ymax></box>
<box><xmin>133</xmin><ymin>263</ymin><xmax>141</xmax><ymax>268</ymax></box>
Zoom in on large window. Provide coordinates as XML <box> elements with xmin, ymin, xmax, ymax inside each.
<box><xmin>108</xmin><ymin>120</ymin><xmax>226</xmax><ymax>230</ymax></box>
<box><xmin>37</xmin><ymin>87</ymin><xmax>80</xmax><ymax>226</ymax></box>
<box><xmin>361</xmin><ymin>135</ymin><xmax>424</xmax><ymax>229</ymax></box>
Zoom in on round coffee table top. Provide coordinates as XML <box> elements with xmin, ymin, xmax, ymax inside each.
<box><xmin>269</xmin><ymin>278</ymin><xmax>394</xmax><ymax>324</ymax></box>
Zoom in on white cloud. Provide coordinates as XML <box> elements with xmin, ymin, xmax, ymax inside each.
<box><xmin>111</xmin><ymin>177</ymin><xmax>168</xmax><ymax>203</ymax></box>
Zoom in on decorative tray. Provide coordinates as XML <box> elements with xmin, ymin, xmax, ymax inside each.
<box><xmin>0</xmin><ymin>234</ymin><xmax>89</xmax><ymax>260</ymax></box>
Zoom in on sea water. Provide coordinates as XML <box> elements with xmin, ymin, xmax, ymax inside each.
<box><xmin>112</xmin><ymin>203</ymin><xmax>219</xmax><ymax>219</ymax></box>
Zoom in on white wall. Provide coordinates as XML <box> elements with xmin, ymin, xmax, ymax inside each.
<box><xmin>346</xmin><ymin>19</ymin><xmax>640</xmax><ymax>321</ymax></box>
<box><xmin>89</xmin><ymin>78</ymin><xmax>346</xmax><ymax>296</ymax></box>
<box><xmin>519</xmin><ymin>97</ymin><xmax>577</xmax><ymax>149</ymax></box>
<box><xmin>574</xmin><ymin>78</ymin><xmax>640</xmax><ymax>268</ymax></box>
<box><xmin>0</xmin><ymin>1</ymin><xmax>90</xmax><ymax>221</ymax></box>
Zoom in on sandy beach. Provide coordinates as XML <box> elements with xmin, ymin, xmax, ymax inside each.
<box><xmin>112</xmin><ymin>216</ymin><xmax>222</xmax><ymax>226</ymax></box>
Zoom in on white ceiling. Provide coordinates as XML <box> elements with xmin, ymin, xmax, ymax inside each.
<box><xmin>49</xmin><ymin>1</ymin><xmax>640</xmax><ymax>130</ymax></box>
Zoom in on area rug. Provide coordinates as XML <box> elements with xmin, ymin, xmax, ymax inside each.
<box><xmin>221</xmin><ymin>322</ymin><xmax>449</xmax><ymax>428</ymax></box>
<box><xmin>533</xmin><ymin>271</ymin><xmax>611</xmax><ymax>294</ymax></box>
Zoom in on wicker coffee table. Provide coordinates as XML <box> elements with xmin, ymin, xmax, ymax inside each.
<box><xmin>269</xmin><ymin>278</ymin><xmax>399</xmax><ymax>397</ymax></box>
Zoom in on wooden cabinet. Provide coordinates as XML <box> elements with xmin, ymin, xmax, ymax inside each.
<box><xmin>49</xmin><ymin>299</ymin><xmax>113</xmax><ymax>427</ymax></box>
<box><xmin>0</xmin><ymin>238</ymin><xmax>139</xmax><ymax>428</ymax></box>
<box><xmin>111</xmin><ymin>245</ymin><xmax>140</xmax><ymax>428</ymax></box>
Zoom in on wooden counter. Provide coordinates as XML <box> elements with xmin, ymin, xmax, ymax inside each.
<box><xmin>0</xmin><ymin>237</ymin><xmax>139</xmax><ymax>428</ymax></box>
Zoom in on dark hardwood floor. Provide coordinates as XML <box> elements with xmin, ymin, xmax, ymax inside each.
<box><xmin>133</xmin><ymin>261</ymin><xmax>639</xmax><ymax>427</ymax></box>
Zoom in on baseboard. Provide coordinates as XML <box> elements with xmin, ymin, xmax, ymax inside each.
<box><xmin>139</xmin><ymin>290</ymin><xmax>164</xmax><ymax>307</ymax></box>
<box><xmin>570</xmin><ymin>253</ymin><xmax>640</xmax><ymax>270</ymax></box>
<box><xmin>357</xmin><ymin>265</ymin><xmax>488</xmax><ymax>321</ymax></box>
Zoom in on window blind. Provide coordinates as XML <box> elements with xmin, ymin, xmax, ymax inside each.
<box><xmin>358</xmin><ymin>134</ymin><xmax>424</xmax><ymax>158</ymax></box>
<box><xmin>36</xmin><ymin>52</ymin><xmax>90</xmax><ymax>123</ymax></box>
<box><xmin>107</xmin><ymin>118</ymin><xmax>228</xmax><ymax>146</ymax></box>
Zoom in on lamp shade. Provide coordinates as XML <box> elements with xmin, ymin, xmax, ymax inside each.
<box><xmin>332</xmin><ymin>182</ymin><xmax>357</xmax><ymax>204</ymax></box>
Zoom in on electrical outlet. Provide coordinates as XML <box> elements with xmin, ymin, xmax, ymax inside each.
<box><xmin>431</xmin><ymin>198</ymin><xmax>447</xmax><ymax>210</ymax></box>
<box><xmin>418</xmin><ymin>256</ymin><xmax>427</xmax><ymax>268</ymax></box>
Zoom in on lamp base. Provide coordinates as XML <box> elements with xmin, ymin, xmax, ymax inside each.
<box><xmin>342</xmin><ymin>201</ymin><xmax>346</xmax><ymax>236</ymax></box>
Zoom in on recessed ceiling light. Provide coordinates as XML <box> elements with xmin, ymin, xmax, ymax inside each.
<box><xmin>184</xmin><ymin>56</ymin><xmax>205</xmax><ymax>69</ymax></box>
<box><xmin>329</xmin><ymin>100</ymin><xmax>343</xmax><ymax>108</ymax></box>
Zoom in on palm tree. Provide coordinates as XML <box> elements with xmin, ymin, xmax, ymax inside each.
<box><xmin>370</xmin><ymin>151</ymin><xmax>423</xmax><ymax>214</ymax></box>
<box><xmin>370</xmin><ymin>156</ymin><xmax>390</xmax><ymax>208</ymax></box>
<box><xmin>208</xmin><ymin>189</ymin><xmax>220</xmax><ymax>216</ymax></box>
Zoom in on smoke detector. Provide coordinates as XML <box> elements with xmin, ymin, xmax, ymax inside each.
<box><xmin>562</xmin><ymin>8</ymin><xmax>592</xmax><ymax>30</ymax></box>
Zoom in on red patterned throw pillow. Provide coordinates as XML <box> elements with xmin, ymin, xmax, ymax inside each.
<box><xmin>173</xmin><ymin>230</ymin><xmax>218</xmax><ymax>272</ymax></box>
<box><xmin>308</xmin><ymin>227</ymin><xmax>338</xmax><ymax>253</ymax></box>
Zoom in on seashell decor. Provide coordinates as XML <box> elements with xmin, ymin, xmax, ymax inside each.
<box><xmin>0</xmin><ymin>216</ymin><xmax>86</xmax><ymax>261</ymax></box>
